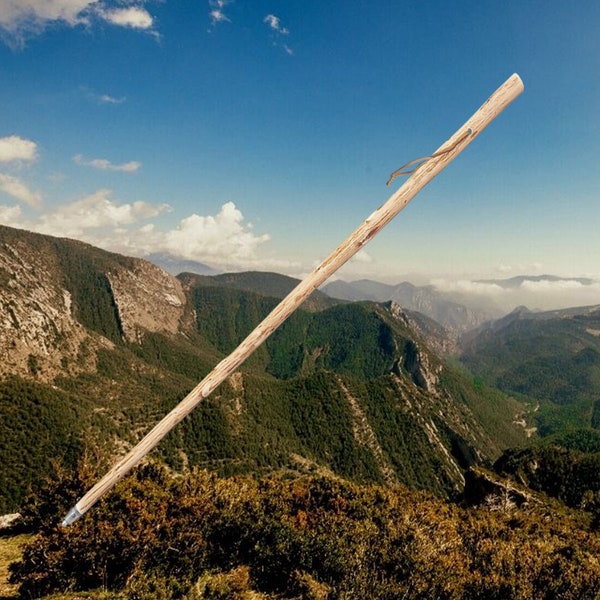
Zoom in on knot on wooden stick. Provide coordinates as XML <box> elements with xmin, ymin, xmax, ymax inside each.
<box><xmin>386</xmin><ymin>128</ymin><xmax>472</xmax><ymax>186</ymax></box>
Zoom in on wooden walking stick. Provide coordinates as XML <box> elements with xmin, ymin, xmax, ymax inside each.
<box><xmin>62</xmin><ymin>73</ymin><xmax>524</xmax><ymax>526</ymax></box>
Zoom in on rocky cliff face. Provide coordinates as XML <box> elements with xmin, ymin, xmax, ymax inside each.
<box><xmin>107</xmin><ymin>261</ymin><xmax>186</xmax><ymax>343</ymax></box>
<box><xmin>0</xmin><ymin>232</ymin><xmax>92</xmax><ymax>380</ymax></box>
<box><xmin>0</xmin><ymin>226</ymin><xmax>186</xmax><ymax>380</ymax></box>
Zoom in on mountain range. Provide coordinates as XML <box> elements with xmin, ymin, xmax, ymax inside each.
<box><xmin>321</xmin><ymin>279</ymin><xmax>497</xmax><ymax>335</ymax></box>
<box><xmin>0</xmin><ymin>224</ymin><xmax>527</xmax><ymax>513</ymax></box>
<box><xmin>5</xmin><ymin>225</ymin><xmax>600</xmax><ymax>599</ymax></box>
<box><xmin>321</xmin><ymin>274</ymin><xmax>600</xmax><ymax>333</ymax></box>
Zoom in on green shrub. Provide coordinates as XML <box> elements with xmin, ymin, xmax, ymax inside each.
<box><xmin>10</xmin><ymin>456</ymin><xmax>600</xmax><ymax>599</ymax></box>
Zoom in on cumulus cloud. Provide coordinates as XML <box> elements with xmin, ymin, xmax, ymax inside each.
<box><xmin>208</xmin><ymin>0</ymin><xmax>232</xmax><ymax>27</ymax></box>
<box><xmin>27</xmin><ymin>189</ymin><xmax>169</xmax><ymax>237</ymax></box>
<box><xmin>0</xmin><ymin>0</ymin><xmax>155</xmax><ymax>48</ymax></box>
<box><xmin>163</xmin><ymin>202</ymin><xmax>270</xmax><ymax>263</ymax></box>
<box><xmin>0</xmin><ymin>173</ymin><xmax>42</xmax><ymax>207</ymax></box>
<box><xmin>0</xmin><ymin>135</ymin><xmax>38</xmax><ymax>163</ymax></box>
<box><xmin>0</xmin><ymin>193</ymin><xmax>274</xmax><ymax>271</ymax></box>
<box><xmin>74</xmin><ymin>154</ymin><xmax>141</xmax><ymax>173</ymax></box>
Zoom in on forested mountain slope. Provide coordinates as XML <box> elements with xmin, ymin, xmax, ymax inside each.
<box><xmin>460</xmin><ymin>304</ymin><xmax>600</xmax><ymax>435</ymax></box>
<box><xmin>0</xmin><ymin>225</ymin><xmax>526</xmax><ymax>512</ymax></box>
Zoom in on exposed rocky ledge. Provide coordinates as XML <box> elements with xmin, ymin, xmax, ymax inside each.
<box><xmin>0</xmin><ymin>512</ymin><xmax>23</xmax><ymax>535</ymax></box>
<box><xmin>462</xmin><ymin>466</ymin><xmax>540</xmax><ymax>510</ymax></box>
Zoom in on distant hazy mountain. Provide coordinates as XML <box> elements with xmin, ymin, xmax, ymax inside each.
<box><xmin>0</xmin><ymin>224</ymin><xmax>527</xmax><ymax>512</ymax></box>
<box><xmin>148</xmin><ymin>252</ymin><xmax>219</xmax><ymax>276</ymax></box>
<box><xmin>322</xmin><ymin>279</ymin><xmax>496</xmax><ymax>336</ymax></box>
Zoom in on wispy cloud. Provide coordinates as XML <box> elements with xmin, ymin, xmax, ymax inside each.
<box><xmin>264</xmin><ymin>14</ymin><xmax>289</xmax><ymax>35</ymax></box>
<box><xmin>74</xmin><ymin>154</ymin><xmax>141</xmax><ymax>173</ymax></box>
<box><xmin>98</xmin><ymin>93</ymin><xmax>126</xmax><ymax>105</ymax></box>
<box><xmin>208</xmin><ymin>0</ymin><xmax>232</xmax><ymax>27</ymax></box>
<box><xmin>0</xmin><ymin>135</ymin><xmax>38</xmax><ymax>163</ymax></box>
<box><xmin>81</xmin><ymin>88</ymin><xmax>127</xmax><ymax>106</ymax></box>
<box><xmin>0</xmin><ymin>1</ymin><xmax>156</xmax><ymax>48</ymax></box>
<box><xmin>0</xmin><ymin>173</ymin><xmax>42</xmax><ymax>208</ymax></box>
<box><xmin>263</xmin><ymin>13</ymin><xmax>293</xmax><ymax>54</ymax></box>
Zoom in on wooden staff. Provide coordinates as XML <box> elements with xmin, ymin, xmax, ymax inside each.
<box><xmin>62</xmin><ymin>73</ymin><xmax>524</xmax><ymax>526</ymax></box>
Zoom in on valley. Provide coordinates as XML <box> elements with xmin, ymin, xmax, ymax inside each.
<box><xmin>1</xmin><ymin>225</ymin><xmax>600</xmax><ymax>599</ymax></box>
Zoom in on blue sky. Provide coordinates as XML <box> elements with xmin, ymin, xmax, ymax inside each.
<box><xmin>1</xmin><ymin>1</ymin><xmax>599</xmax><ymax>305</ymax></box>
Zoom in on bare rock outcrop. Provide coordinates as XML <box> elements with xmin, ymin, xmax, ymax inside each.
<box><xmin>108</xmin><ymin>261</ymin><xmax>186</xmax><ymax>343</ymax></box>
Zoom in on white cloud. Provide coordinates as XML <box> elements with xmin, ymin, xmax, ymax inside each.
<box><xmin>0</xmin><ymin>0</ymin><xmax>156</xmax><ymax>47</ymax></box>
<box><xmin>0</xmin><ymin>173</ymin><xmax>42</xmax><ymax>207</ymax></box>
<box><xmin>520</xmin><ymin>279</ymin><xmax>593</xmax><ymax>293</ymax></box>
<box><xmin>30</xmin><ymin>189</ymin><xmax>169</xmax><ymax>237</ymax></box>
<box><xmin>432</xmin><ymin>276</ymin><xmax>600</xmax><ymax>313</ymax></box>
<box><xmin>352</xmin><ymin>250</ymin><xmax>373</xmax><ymax>264</ymax></box>
<box><xmin>0</xmin><ymin>203</ymin><xmax>23</xmax><ymax>223</ymax></box>
<box><xmin>264</xmin><ymin>14</ymin><xmax>289</xmax><ymax>35</ymax></box>
<box><xmin>0</xmin><ymin>193</ymin><xmax>274</xmax><ymax>271</ymax></box>
<box><xmin>495</xmin><ymin>262</ymin><xmax>544</xmax><ymax>275</ymax></box>
<box><xmin>98</xmin><ymin>93</ymin><xmax>126</xmax><ymax>105</ymax></box>
<box><xmin>163</xmin><ymin>202</ymin><xmax>270</xmax><ymax>263</ymax></box>
<box><xmin>0</xmin><ymin>135</ymin><xmax>38</xmax><ymax>163</ymax></box>
<box><xmin>208</xmin><ymin>0</ymin><xmax>232</xmax><ymax>26</ymax></box>
<box><xmin>99</xmin><ymin>6</ymin><xmax>153</xmax><ymax>29</ymax></box>
<box><xmin>81</xmin><ymin>87</ymin><xmax>127</xmax><ymax>105</ymax></box>
<box><xmin>431</xmin><ymin>278</ymin><xmax>507</xmax><ymax>296</ymax></box>
<box><xmin>74</xmin><ymin>154</ymin><xmax>141</xmax><ymax>173</ymax></box>
<box><xmin>0</xmin><ymin>0</ymin><xmax>92</xmax><ymax>29</ymax></box>
<box><xmin>263</xmin><ymin>13</ymin><xmax>293</xmax><ymax>54</ymax></box>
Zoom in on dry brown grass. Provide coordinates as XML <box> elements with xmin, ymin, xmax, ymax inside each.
<box><xmin>0</xmin><ymin>534</ymin><xmax>30</xmax><ymax>598</ymax></box>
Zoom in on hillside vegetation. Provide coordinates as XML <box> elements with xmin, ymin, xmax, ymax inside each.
<box><xmin>7</xmin><ymin>459</ymin><xmax>600</xmax><ymax>600</ymax></box>
<box><xmin>0</xmin><ymin>226</ymin><xmax>531</xmax><ymax>513</ymax></box>
<box><xmin>4</xmin><ymin>226</ymin><xmax>600</xmax><ymax>598</ymax></box>
<box><xmin>460</xmin><ymin>307</ymin><xmax>600</xmax><ymax>435</ymax></box>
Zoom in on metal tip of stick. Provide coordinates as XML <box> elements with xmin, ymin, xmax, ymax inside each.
<box><xmin>61</xmin><ymin>505</ymin><xmax>83</xmax><ymax>527</ymax></box>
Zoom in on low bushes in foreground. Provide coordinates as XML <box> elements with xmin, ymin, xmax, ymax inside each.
<box><xmin>9</xmin><ymin>460</ymin><xmax>600</xmax><ymax>599</ymax></box>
